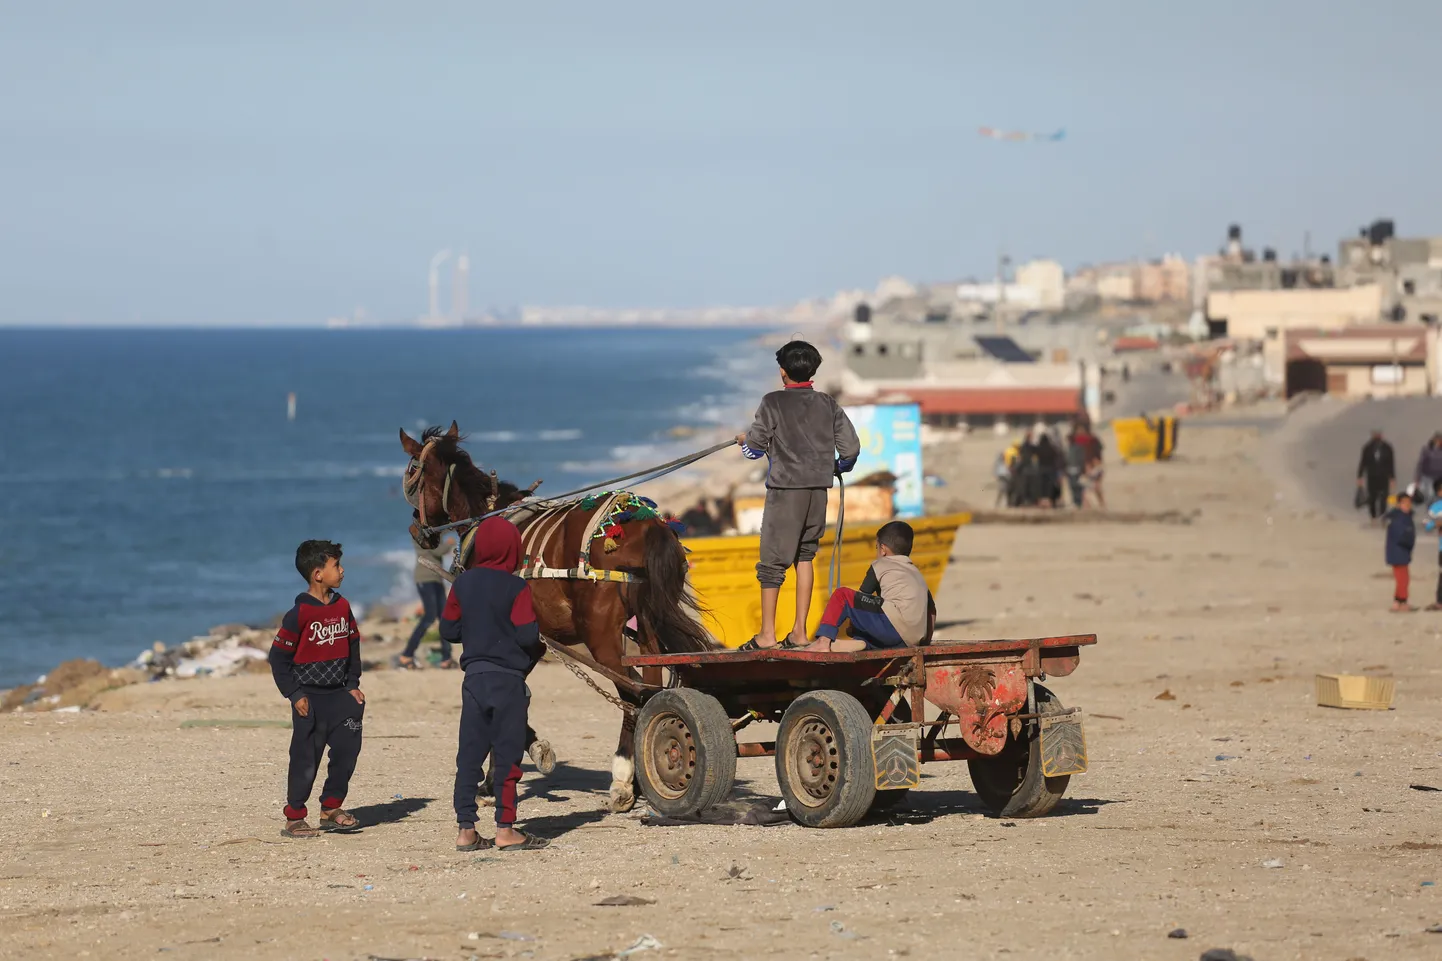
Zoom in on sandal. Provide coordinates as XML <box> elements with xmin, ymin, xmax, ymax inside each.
<box><xmin>497</xmin><ymin>834</ymin><xmax>550</xmax><ymax>852</ymax></box>
<box><xmin>456</xmin><ymin>835</ymin><xmax>496</xmax><ymax>852</ymax></box>
<box><xmin>436</xmin><ymin>659</ymin><xmax>460</xmax><ymax>670</ymax></box>
<box><xmin>738</xmin><ymin>635</ymin><xmax>780</xmax><ymax>652</ymax></box>
<box><xmin>281</xmin><ymin>819</ymin><xmax>320</xmax><ymax>839</ymax></box>
<box><xmin>318</xmin><ymin>809</ymin><xmax>360</xmax><ymax>832</ymax></box>
<box><xmin>395</xmin><ymin>655</ymin><xmax>418</xmax><ymax>670</ymax></box>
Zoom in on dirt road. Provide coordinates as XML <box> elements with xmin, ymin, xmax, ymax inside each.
<box><xmin>3</xmin><ymin>419</ymin><xmax>1441</xmax><ymax>961</ymax></box>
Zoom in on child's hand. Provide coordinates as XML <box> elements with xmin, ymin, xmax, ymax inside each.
<box><xmin>734</xmin><ymin>433</ymin><xmax>747</xmax><ymax>447</ymax></box>
<box><xmin>294</xmin><ymin>696</ymin><xmax>310</xmax><ymax>718</ymax></box>
<box><xmin>349</xmin><ymin>689</ymin><xmax>366</xmax><ymax>705</ymax></box>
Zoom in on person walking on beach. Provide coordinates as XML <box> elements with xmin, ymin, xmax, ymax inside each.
<box><xmin>1414</xmin><ymin>434</ymin><xmax>1442</xmax><ymax>509</ymax></box>
<box><xmin>1357</xmin><ymin>430</ymin><xmax>1396</xmax><ymax>521</ymax></box>
<box><xmin>1420</xmin><ymin>479</ymin><xmax>1442</xmax><ymax>611</ymax></box>
<box><xmin>440</xmin><ymin>517</ymin><xmax>549</xmax><ymax>851</ymax></box>
<box><xmin>269</xmin><ymin>540</ymin><xmax>365</xmax><ymax>839</ymax></box>
<box><xmin>1385</xmin><ymin>491</ymin><xmax>1416</xmax><ymax>613</ymax></box>
<box><xmin>734</xmin><ymin>339</ymin><xmax>860</xmax><ymax>650</ymax></box>
<box><xmin>398</xmin><ymin>533</ymin><xmax>457</xmax><ymax>669</ymax></box>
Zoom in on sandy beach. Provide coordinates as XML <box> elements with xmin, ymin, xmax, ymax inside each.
<box><xmin>4</xmin><ymin>400</ymin><xmax>1442</xmax><ymax>961</ymax></box>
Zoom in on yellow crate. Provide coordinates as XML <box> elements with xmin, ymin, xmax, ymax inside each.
<box><xmin>1315</xmin><ymin>673</ymin><xmax>1395</xmax><ymax>710</ymax></box>
<box><xmin>685</xmin><ymin>512</ymin><xmax>970</xmax><ymax>647</ymax></box>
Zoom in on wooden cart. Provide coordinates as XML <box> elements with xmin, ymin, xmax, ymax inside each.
<box><xmin>623</xmin><ymin>634</ymin><xmax>1096</xmax><ymax>828</ymax></box>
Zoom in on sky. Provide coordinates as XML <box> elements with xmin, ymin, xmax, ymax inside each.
<box><xmin>1</xmin><ymin>1</ymin><xmax>1440</xmax><ymax>326</ymax></box>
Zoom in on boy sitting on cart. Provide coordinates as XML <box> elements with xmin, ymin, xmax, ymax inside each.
<box><xmin>802</xmin><ymin>521</ymin><xmax>936</xmax><ymax>652</ymax></box>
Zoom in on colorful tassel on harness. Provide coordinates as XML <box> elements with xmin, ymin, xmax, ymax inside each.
<box><xmin>603</xmin><ymin>536</ymin><xmax>619</xmax><ymax>553</ymax></box>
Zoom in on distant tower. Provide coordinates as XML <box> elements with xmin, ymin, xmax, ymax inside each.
<box><xmin>428</xmin><ymin>249</ymin><xmax>452</xmax><ymax>320</ymax></box>
<box><xmin>453</xmin><ymin>253</ymin><xmax>470</xmax><ymax>323</ymax></box>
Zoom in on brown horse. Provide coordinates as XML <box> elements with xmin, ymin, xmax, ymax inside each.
<box><xmin>400</xmin><ymin>422</ymin><xmax>714</xmax><ymax>811</ymax></box>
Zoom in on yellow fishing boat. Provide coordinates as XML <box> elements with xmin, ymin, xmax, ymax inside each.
<box><xmin>683</xmin><ymin>512</ymin><xmax>971</xmax><ymax>647</ymax></box>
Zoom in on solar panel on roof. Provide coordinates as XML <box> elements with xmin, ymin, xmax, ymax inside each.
<box><xmin>974</xmin><ymin>335</ymin><xmax>1035</xmax><ymax>363</ymax></box>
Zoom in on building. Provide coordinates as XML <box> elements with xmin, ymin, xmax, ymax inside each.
<box><xmin>1014</xmin><ymin>259</ymin><xmax>1066</xmax><ymax>310</ymax></box>
<box><xmin>1094</xmin><ymin>265</ymin><xmax>1136</xmax><ymax>302</ymax></box>
<box><xmin>1283</xmin><ymin>326</ymin><xmax>1432</xmax><ymax>399</ymax></box>
<box><xmin>1132</xmin><ymin>255</ymin><xmax>1192</xmax><ymax>303</ymax></box>
<box><xmin>1205</xmin><ymin>284</ymin><xmax>1385</xmax><ymax>341</ymax></box>
<box><xmin>840</xmin><ymin>358</ymin><xmax>1082</xmax><ymax>429</ymax></box>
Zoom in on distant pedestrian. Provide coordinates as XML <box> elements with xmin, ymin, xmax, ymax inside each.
<box><xmin>1385</xmin><ymin>490</ymin><xmax>1416</xmax><ymax>613</ymax></box>
<box><xmin>992</xmin><ymin>451</ymin><xmax>1012</xmax><ymax>508</ymax></box>
<box><xmin>1422</xmin><ymin>480</ymin><xmax>1442</xmax><ymax>611</ymax></box>
<box><xmin>1414</xmin><ymin>434</ymin><xmax>1442</xmax><ymax>508</ymax></box>
<box><xmin>1356</xmin><ymin>429</ymin><xmax>1395</xmax><ymax>521</ymax></box>
<box><xmin>1065</xmin><ymin>426</ymin><xmax>1092</xmax><ymax>508</ymax></box>
<box><xmin>398</xmin><ymin>534</ymin><xmax>457</xmax><ymax>670</ymax></box>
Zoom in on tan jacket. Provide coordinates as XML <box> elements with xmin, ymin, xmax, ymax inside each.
<box><xmin>870</xmin><ymin>554</ymin><xmax>931</xmax><ymax>645</ymax></box>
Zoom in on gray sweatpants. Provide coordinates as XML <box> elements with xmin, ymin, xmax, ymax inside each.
<box><xmin>756</xmin><ymin>488</ymin><xmax>829</xmax><ymax>587</ymax></box>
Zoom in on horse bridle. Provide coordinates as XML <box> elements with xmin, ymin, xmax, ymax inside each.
<box><xmin>403</xmin><ymin>439</ymin><xmax>500</xmax><ymax>535</ymax></box>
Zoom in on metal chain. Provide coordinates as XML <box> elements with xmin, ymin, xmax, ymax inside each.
<box><xmin>545</xmin><ymin>636</ymin><xmax>637</xmax><ymax>716</ymax></box>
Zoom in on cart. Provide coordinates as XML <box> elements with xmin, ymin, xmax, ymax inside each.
<box><xmin>623</xmin><ymin>634</ymin><xmax>1096</xmax><ymax>829</ymax></box>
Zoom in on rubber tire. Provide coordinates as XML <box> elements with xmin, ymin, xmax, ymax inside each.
<box><xmin>967</xmin><ymin>683</ymin><xmax>1071</xmax><ymax>818</ymax></box>
<box><xmin>633</xmin><ymin>689</ymin><xmax>736</xmax><ymax>817</ymax></box>
<box><xmin>776</xmin><ymin>690</ymin><xmax>878</xmax><ymax>828</ymax></box>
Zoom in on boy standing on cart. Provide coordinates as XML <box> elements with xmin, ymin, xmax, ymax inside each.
<box><xmin>735</xmin><ymin>340</ymin><xmax>860</xmax><ymax>650</ymax></box>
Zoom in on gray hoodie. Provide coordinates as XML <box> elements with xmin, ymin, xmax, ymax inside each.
<box><xmin>742</xmin><ymin>385</ymin><xmax>861</xmax><ymax>489</ymax></box>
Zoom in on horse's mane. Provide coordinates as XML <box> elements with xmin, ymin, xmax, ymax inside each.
<box><xmin>421</xmin><ymin>425</ymin><xmax>523</xmax><ymax>509</ymax></box>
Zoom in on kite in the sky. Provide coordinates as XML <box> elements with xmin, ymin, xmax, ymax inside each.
<box><xmin>978</xmin><ymin>126</ymin><xmax>1065</xmax><ymax>142</ymax></box>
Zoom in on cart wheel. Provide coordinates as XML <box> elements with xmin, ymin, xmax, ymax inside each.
<box><xmin>634</xmin><ymin>689</ymin><xmax>736</xmax><ymax>817</ymax></box>
<box><xmin>967</xmin><ymin>683</ymin><xmax>1070</xmax><ymax>818</ymax></box>
<box><xmin>776</xmin><ymin>691</ymin><xmax>877</xmax><ymax>828</ymax></box>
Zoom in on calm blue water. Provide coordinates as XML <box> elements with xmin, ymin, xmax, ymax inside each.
<box><xmin>0</xmin><ymin>327</ymin><xmax>772</xmax><ymax>686</ymax></box>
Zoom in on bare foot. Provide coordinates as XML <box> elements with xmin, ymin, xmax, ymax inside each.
<box><xmin>800</xmin><ymin>637</ymin><xmax>832</xmax><ymax>652</ymax></box>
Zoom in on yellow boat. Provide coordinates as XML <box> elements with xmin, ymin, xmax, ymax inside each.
<box><xmin>683</xmin><ymin>512</ymin><xmax>971</xmax><ymax>648</ymax></box>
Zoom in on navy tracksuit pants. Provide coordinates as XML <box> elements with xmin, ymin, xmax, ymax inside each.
<box><xmin>454</xmin><ymin>671</ymin><xmax>528</xmax><ymax>829</ymax></box>
<box><xmin>283</xmin><ymin>689</ymin><xmax>364</xmax><ymax>820</ymax></box>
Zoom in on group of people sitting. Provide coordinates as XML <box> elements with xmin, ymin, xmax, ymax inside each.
<box><xmin>996</xmin><ymin>420</ymin><xmax>1105</xmax><ymax>509</ymax></box>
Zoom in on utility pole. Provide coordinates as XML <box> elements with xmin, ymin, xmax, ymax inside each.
<box><xmin>995</xmin><ymin>251</ymin><xmax>1011</xmax><ymax>334</ymax></box>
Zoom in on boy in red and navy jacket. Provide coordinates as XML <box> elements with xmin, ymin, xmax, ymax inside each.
<box><xmin>439</xmin><ymin>517</ymin><xmax>548</xmax><ymax>852</ymax></box>
<box><xmin>269</xmin><ymin>539</ymin><xmax>365</xmax><ymax>839</ymax></box>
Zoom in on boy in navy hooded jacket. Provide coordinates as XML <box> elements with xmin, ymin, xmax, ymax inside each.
<box><xmin>439</xmin><ymin>517</ymin><xmax>548</xmax><ymax>851</ymax></box>
<box><xmin>1385</xmin><ymin>490</ymin><xmax>1416</xmax><ymax>612</ymax></box>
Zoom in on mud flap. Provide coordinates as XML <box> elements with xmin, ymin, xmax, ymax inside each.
<box><xmin>1039</xmin><ymin>708</ymin><xmax>1087</xmax><ymax>777</ymax></box>
<box><xmin>871</xmin><ymin>727</ymin><xmax>920</xmax><ymax>790</ymax></box>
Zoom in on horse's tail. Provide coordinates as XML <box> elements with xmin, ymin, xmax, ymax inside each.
<box><xmin>637</xmin><ymin>522</ymin><xmax>714</xmax><ymax>653</ymax></box>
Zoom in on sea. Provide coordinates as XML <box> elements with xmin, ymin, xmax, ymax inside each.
<box><xmin>0</xmin><ymin>326</ymin><xmax>776</xmax><ymax>688</ymax></box>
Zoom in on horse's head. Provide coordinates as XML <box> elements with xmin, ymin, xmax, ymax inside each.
<box><xmin>400</xmin><ymin>421</ymin><xmax>534</xmax><ymax>549</ymax></box>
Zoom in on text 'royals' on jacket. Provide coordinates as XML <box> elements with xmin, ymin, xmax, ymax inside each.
<box><xmin>269</xmin><ymin>592</ymin><xmax>363</xmax><ymax>701</ymax></box>
<box><xmin>741</xmin><ymin>384</ymin><xmax>861</xmax><ymax>489</ymax></box>
<box><xmin>439</xmin><ymin>567</ymin><xmax>543</xmax><ymax>677</ymax></box>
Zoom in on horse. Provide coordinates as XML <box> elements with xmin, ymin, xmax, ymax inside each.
<box><xmin>400</xmin><ymin>422</ymin><xmax>715</xmax><ymax>812</ymax></box>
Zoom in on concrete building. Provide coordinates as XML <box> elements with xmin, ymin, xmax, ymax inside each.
<box><xmin>840</xmin><ymin>358</ymin><xmax>1082</xmax><ymax>429</ymax></box>
<box><xmin>1014</xmin><ymin>259</ymin><xmax>1066</xmax><ymax>310</ymax></box>
<box><xmin>1282</xmin><ymin>326</ymin><xmax>1432</xmax><ymax>399</ymax></box>
<box><xmin>1206</xmin><ymin>285</ymin><xmax>1386</xmax><ymax>341</ymax></box>
<box><xmin>1095</xmin><ymin>266</ymin><xmax>1136</xmax><ymax>302</ymax></box>
<box><xmin>1132</xmin><ymin>255</ymin><xmax>1192</xmax><ymax>303</ymax></box>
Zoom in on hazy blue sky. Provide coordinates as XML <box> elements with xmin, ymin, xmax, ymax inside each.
<box><xmin>2</xmin><ymin>1</ymin><xmax>1439</xmax><ymax>325</ymax></box>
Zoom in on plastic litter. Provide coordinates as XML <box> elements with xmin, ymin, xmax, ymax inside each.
<box><xmin>1261</xmin><ymin>858</ymin><xmax>1284</xmax><ymax>869</ymax></box>
<box><xmin>1215</xmin><ymin>755</ymin><xmax>1239</xmax><ymax>761</ymax></box>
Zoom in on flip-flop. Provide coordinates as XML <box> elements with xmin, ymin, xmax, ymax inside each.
<box><xmin>737</xmin><ymin>636</ymin><xmax>765</xmax><ymax>651</ymax></box>
<box><xmin>456</xmin><ymin>836</ymin><xmax>496</xmax><ymax>852</ymax></box>
<box><xmin>497</xmin><ymin>834</ymin><xmax>550</xmax><ymax>852</ymax></box>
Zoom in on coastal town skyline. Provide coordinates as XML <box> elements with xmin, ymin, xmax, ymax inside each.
<box><xmin>3</xmin><ymin>2</ymin><xmax>1439</xmax><ymax>326</ymax></box>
